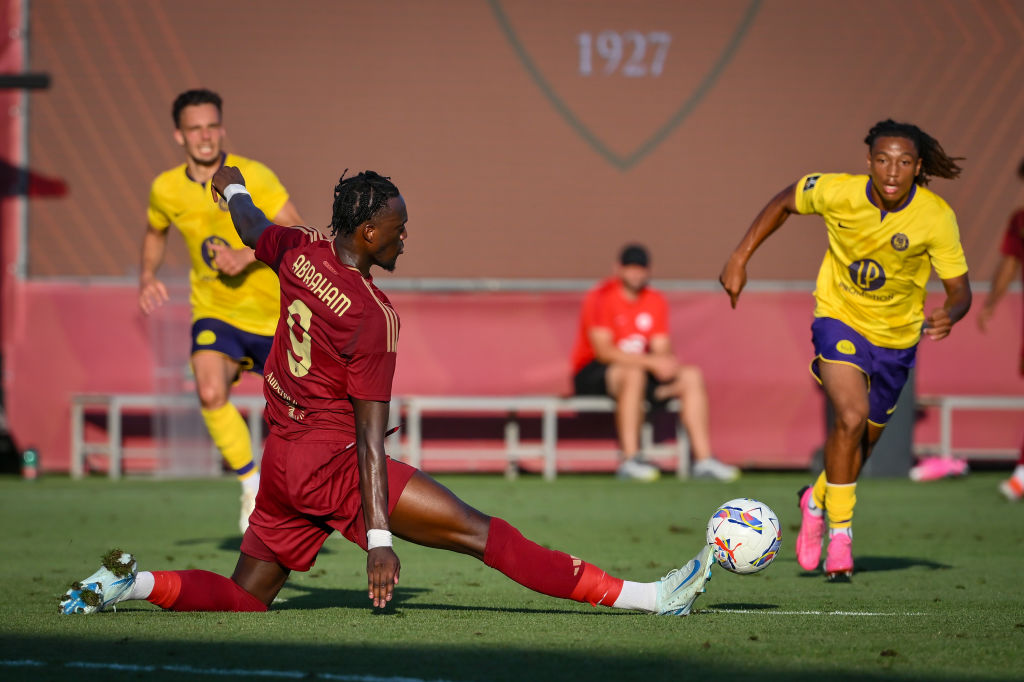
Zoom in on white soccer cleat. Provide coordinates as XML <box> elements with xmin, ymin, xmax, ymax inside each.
<box><xmin>655</xmin><ymin>544</ymin><xmax>713</xmax><ymax>616</ymax></box>
<box><xmin>240</xmin><ymin>490</ymin><xmax>257</xmax><ymax>534</ymax></box>
<box><xmin>692</xmin><ymin>456</ymin><xmax>741</xmax><ymax>482</ymax></box>
<box><xmin>616</xmin><ymin>458</ymin><xmax>660</xmax><ymax>482</ymax></box>
<box><xmin>59</xmin><ymin>549</ymin><xmax>137</xmax><ymax>615</ymax></box>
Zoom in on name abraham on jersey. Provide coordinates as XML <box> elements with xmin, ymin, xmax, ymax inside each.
<box><xmin>291</xmin><ymin>254</ymin><xmax>352</xmax><ymax>317</ymax></box>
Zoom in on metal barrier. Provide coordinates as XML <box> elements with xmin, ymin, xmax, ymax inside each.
<box><xmin>398</xmin><ymin>395</ymin><xmax>689</xmax><ymax>480</ymax></box>
<box><xmin>915</xmin><ymin>394</ymin><xmax>1024</xmax><ymax>461</ymax></box>
<box><xmin>70</xmin><ymin>393</ymin><xmax>267</xmax><ymax>480</ymax></box>
<box><xmin>70</xmin><ymin>393</ymin><xmax>688</xmax><ymax>480</ymax></box>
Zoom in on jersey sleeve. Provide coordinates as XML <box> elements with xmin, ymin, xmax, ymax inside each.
<box><xmin>254</xmin><ymin>224</ymin><xmax>321</xmax><ymax>271</ymax></box>
<box><xmin>927</xmin><ymin>208</ymin><xmax>969</xmax><ymax>280</ymax></box>
<box><xmin>1001</xmin><ymin>211</ymin><xmax>1024</xmax><ymax>262</ymax></box>
<box><xmin>146</xmin><ymin>180</ymin><xmax>172</xmax><ymax>231</ymax></box>
<box><xmin>244</xmin><ymin>160</ymin><xmax>291</xmax><ymax>221</ymax></box>
<box><xmin>793</xmin><ymin>173</ymin><xmax>838</xmax><ymax>216</ymax></box>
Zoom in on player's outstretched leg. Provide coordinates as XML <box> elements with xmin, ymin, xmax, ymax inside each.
<box><xmin>59</xmin><ymin>550</ymin><xmax>272</xmax><ymax>614</ymax></box>
<box><xmin>390</xmin><ymin>471</ymin><xmax>713</xmax><ymax>615</ymax></box>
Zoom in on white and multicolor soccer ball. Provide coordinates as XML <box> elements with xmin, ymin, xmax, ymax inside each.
<box><xmin>706</xmin><ymin>498</ymin><xmax>782</xmax><ymax>575</ymax></box>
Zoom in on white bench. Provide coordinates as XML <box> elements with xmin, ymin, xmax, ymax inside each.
<box><xmin>914</xmin><ymin>394</ymin><xmax>1024</xmax><ymax>461</ymax></box>
<box><xmin>395</xmin><ymin>395</ymin><xmax>690</xmax><ymax>481</ymax></box>
<box><xmin>70</xmin><ymin>393</ymin><xmax>268</xmax><ymax>480</ymax></box>
<box><xmin>70</xmin><ymin>393</ymin><xmax>687</xmax><ymax>481</ymax></box>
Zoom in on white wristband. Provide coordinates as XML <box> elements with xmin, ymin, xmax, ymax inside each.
<box><xmin>367</xmin><ymin>529</ymin><xmax>393</xmax><ymax>550</ymax></box>
<box><xmin>222</xmin><ymin>183</ymin><xmax>250</xmax><ymax>203</ymax></box>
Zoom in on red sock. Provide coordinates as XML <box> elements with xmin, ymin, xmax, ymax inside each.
<box><xmin>483</xmin><ymin>518</ymin><xmax>623</xmax><ymax>607</ymax></box>
<box><xmin>148</xmin><ymin>570</ymin><xmax>267</xmax><ymax>612</ymax></box>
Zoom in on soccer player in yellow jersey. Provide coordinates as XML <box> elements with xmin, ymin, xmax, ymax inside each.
<box><xmin>139</xmin><ymin>89</ymin><xmax>304</xmax><ymax>533</ymax></box>
<box><xmin>720</xmin><ymin>119</ymin><xmax>972</xmax><ymax>579</ymax></box>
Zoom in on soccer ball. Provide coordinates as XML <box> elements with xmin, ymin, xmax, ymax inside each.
<box><xmin>706</xmin><ymin>498</ymin><xmax>782</xmax><ymax>575</ymax></box>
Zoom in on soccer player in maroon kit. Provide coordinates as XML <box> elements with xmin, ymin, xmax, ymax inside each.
<box><xmin>977</xmin><ymin>156</ymin><xmax>1024</xmax><ymax>501</ymax></box>
<box><xmin>60</xmin><ymin>166</ymin><xmax>714</xmax><ymax>617</ymax></box>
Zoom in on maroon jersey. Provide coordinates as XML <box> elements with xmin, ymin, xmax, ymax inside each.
<box><xmin>254</xmin><ymin>224</ymin><xmax>399</xmax><ymax>441</ymax></box>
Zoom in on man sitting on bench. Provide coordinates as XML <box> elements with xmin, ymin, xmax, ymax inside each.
<box><xmin>570</xmin><ymin>244</ymin><xmax>739</xmax><ymax>482</ymax></box>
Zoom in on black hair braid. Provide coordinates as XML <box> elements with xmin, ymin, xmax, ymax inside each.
<box><xmin>328</xmin><ymin>170</ymin><xmax>400</xmax><ymax>238</ymax></box>
<box><xmin>864</xmin><ymin>119</ymin><xmax>964</xmax><ymax>186</ymax></box>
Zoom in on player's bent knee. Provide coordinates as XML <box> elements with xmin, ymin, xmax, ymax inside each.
<box><xmin>832</xmin><ymin>407</ymin><xmax>868</xmax><ymax>438</ymax></box>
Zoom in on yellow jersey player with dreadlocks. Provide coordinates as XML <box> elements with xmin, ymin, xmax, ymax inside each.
<box><xmin>720</xmin><ymin>119</ymin><xmax>971</xmax><ymax>580</ymax></box>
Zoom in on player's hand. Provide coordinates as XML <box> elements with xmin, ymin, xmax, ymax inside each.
<box><xmin>923</xmin><ymin>307</ymin><xmax>953</xmax><ymax>341</ymax></box>
<box><xmin>366</xmin><ymin>546</ymin><xmax>400</xmax><ymax>609</ymax></box>
<box><xmin>138</xmin><ymin>276</ymin><xmax>169</xmax><ymax>314</ymax></box>
<box><xmin>210</xmin><ymin>165</ymin><xmax>246</xmax><ymax>202</ymax></box>
<box><xmin>719</xmin><ymin>256</ymin><xmax>747</xmax><ymax>309</ymax></box>
<box><xmin>208</xmin><ymin>243</ymin><xmax>256</xmax><ymax>276</ymax></box>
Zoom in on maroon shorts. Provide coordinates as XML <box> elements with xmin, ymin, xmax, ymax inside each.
<box><xmin>240</xmin><ymin>432</ymin><xmax>416</xmax><ymax>572</ymax></box>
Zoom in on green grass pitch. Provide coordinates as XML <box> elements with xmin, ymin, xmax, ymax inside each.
<box><xmin>1</xmin><ymin>471</ymin><xmax>1022</xmax><ymax>681</ymax></box>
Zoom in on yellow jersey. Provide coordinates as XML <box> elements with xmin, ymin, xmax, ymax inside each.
<box><xmin>147</xmin><ymin>153</ymin><xmax>290</xmax><ymax>336</ymax></box>
<box><xmin>795</xmin><ymin>173</ymin><xmax>968</xmax><ymax>349</ymax></box>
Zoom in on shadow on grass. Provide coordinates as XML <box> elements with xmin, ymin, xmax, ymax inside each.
<box><xmin>705</xmin><ymin>602</ymin><xmax>780</xmax><ymax>611</ymax></box>
<box><xmin>0</xmin><ymin>634</ymin><xmax>972</xmax><ymax>682</ymax></box>
<box><xmin>854</xmin><ymin>556</ymin><xmax>951</xmax><ymax>572</ymax></box>
<box><xmin>274</xmin><ymin>582</ymin><xmax>634</xmax><ymax>616</ymax></box>
<box><xmin>796</xmin><ymin>555</ymin><xmax>951</xmax><ymax>578</ymax></box>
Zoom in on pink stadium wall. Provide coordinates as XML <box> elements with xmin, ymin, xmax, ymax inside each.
<box><xmin>5</xmin><ymin>285</ymin><xmax>1022</xmax><ymax>473</ymax></box>
<box><xmin>4</xmin><ymin>1</ymin><xmax>1024</xmax><ymax>472</ymax></box>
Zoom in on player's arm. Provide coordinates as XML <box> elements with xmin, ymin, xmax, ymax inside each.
<box><xmin>924</xmin><ymin>273</ymin><xmax>972</xmax><ymax>341</ymax></box>
<box><xmin>720</xmin><ymin>182</ymin><xmax>799</xmax><ymax>308</ymax></box>
<box><xmin>210</xmin><ymin>165</ymin><xmax>273</xmax><ymax>249</ymax></box>
<box><xmin>978</xmin><ymin>255</ymin><xmax>1019</xmax><ymax>332</ymax></box>
<box><xmin>647</xmin><ymin>335</ymin><xmax>681</xmax><ymax>381</ymax></box>
<box><xmin>352</xmin><ymin>396</ymin><xmax>400</xmax><ymax>609</ymax></box>
<box><xmin>589</xmin><ymin>328</ymin><xmax>678</xmax><ymax>379</ymax></box>
<box><xmin>139</xmin><ymin>225</ymin><xmax>169</xmax><ymax>314</ymax></box>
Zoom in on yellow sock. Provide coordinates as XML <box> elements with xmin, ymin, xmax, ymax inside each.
<box><xmin>201</xmin><ymin>403</ymin><xmax>258</xmax><ymax>480</ymax></box>
<box><xmin>824</xmin><ymin>481</ymin><xmax>856</xmax><ymax>530</ymax></box>
<box><xmin>812</xmin><ymin>471</ymin><xmax>828</xmax><ymax>510</ymax></box>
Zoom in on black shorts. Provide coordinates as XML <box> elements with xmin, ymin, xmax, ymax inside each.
<box><xmin>573</xmin><ymin>360</ymin><xmax>670</xmax><ymax>409</ymax></box>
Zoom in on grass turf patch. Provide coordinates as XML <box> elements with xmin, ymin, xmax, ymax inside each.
<box><xmin>0</xmin><ymin>472</ymin><xmax>1022</xmax><ymax>681</ymax></box>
